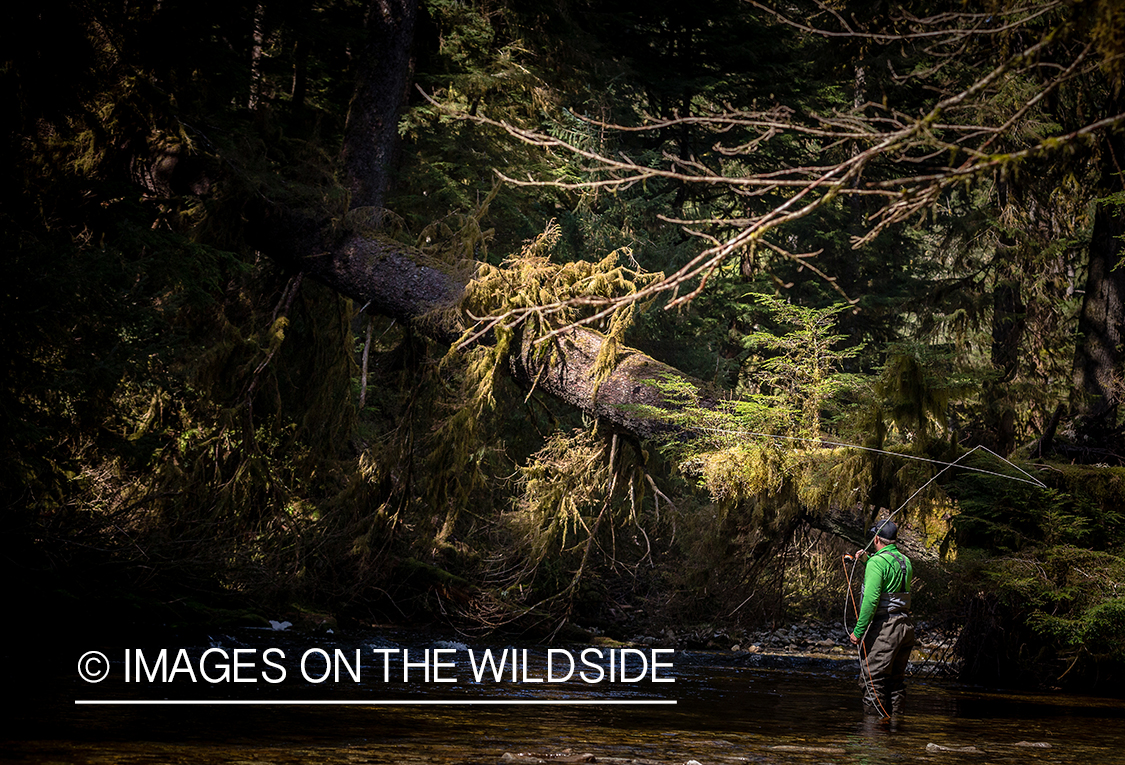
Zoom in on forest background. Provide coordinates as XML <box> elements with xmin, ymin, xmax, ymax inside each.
<box><xmin>3</xmin><ymin>0</ymin><xmax>1125</xmax><ymax>694</ymax></box>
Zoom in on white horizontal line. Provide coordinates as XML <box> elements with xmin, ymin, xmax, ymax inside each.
<box><xmin>74</xmin><ymin>699</ymin><xmax>676</xmax><ymax>706</ymax></box>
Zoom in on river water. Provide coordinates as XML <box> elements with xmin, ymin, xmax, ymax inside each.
<box><xmin>7</xmin><ymin>628</ymin><xmax>1124</xmax><ymax>764</ymax></box>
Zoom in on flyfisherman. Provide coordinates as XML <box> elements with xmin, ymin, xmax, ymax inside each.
<box><xmin>848</xmin><ymin>519</ymin><xmax>915</xmax><ymax>719</ymax></box>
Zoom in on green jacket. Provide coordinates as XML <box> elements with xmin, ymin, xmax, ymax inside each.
<box><xmin>852</xmin><ymin>543</ymin><xmax>912</xmax><ymax>638</ymax></box>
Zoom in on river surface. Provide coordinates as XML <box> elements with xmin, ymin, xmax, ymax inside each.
<box><xmin>6</xmin><ymin>628</ymin><xmax>1124</xmax><ymax>764</ymax></box>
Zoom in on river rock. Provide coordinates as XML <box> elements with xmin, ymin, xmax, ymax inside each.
<box><xmin>925</xmin><ymin>743</ymin><xmax>983</xmax><ymax>754</ymax></box>
<box><xmin>768</xmin><ymin>745</ymin><xmax>846</xmax><ymax>754</ymax></box>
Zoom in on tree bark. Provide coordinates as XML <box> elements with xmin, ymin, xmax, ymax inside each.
<box><xmin>509</xmin><ymin>320</ymin><xmax>702</xmax><ymax>442</ymax></box>
<box><xmin>248</xmin><ymin>1</ymin><xmax>265</xmax><ymax>112</ymax></box>
<box><xmin>1071</xmin><ymin>124</ymin><xmax>1125</xmax><ymax>428</ymax></box>
<box><xmin>1071</xmin><ymin>201</ymin><xmax>1125</xmax><ymax>419</ymax></box>
<box><xmin>341</xmin><ymin>0</ymin><xmax>418</xmax><ymax>212</ymax></box>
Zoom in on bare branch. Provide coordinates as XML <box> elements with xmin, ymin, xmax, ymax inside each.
<box><xmin>743</xmin><ymin>0</ymin><xmax>1065</xmax><ymax>45</ymax></box>
<box><xmin>410</xmin><ymin>3</ymin><xmax>1124</xmax><ymax>343</ymax></box>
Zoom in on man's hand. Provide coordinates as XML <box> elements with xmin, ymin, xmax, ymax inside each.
<box><xmin>854</xmin><ymin>549</ymin><xmax>867</xmax><ymax>561</ymax></box>
<box><xmin>849</xmin><ymin>633</ymin><xmax>860</xmax><ymax>645</ymax></box>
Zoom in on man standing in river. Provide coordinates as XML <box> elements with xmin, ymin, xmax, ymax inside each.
<box><xmin>849</xmin><ymin>519</ymin><xmax>915</xmax><ymax>719</ymax></box>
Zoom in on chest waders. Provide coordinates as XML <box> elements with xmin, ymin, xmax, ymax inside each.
<box><xmin>859</xmin><ymin>548</ymin><xmax>915</xmax><ymax>719</ymax></box>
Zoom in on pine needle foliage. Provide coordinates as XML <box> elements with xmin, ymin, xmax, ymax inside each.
<box><xmin>637</xmin><ymin>295</ymin><xmax>867</xmax><ymax>506</ymax></box>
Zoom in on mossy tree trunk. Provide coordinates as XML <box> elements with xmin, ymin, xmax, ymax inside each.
<box><xmin>252</xmin><ymin>198</ymin><xmax>710</xmax><ymax>441</ymax></box>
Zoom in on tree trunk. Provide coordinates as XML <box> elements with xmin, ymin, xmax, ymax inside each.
<box><xmin>341</xmin><ymin>0</ymin><xmax>418</xmax><ymax>212</ymax></box>
<box><xmin>248</xmin><ymin>1</ymin><xmax>266</xmax><ymax>111</ymax></box>
<box><xmin>1070</xmin><ymin>128</ymin><xmax>1125</xmax><ymax>430</ymax></box>
<box><xmin>985</xmin><ymin>278</ymin><xmax>1025</xmax><ymax>455</ymax></box>
<box><xmin>1071</xmin><ymin>201</ymin><xmax>1125</xmax><ymax>420</ymax></box>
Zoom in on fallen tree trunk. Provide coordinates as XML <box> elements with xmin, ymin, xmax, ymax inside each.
<box><xmin>248</xmin><ymin>199</ymin><xmax>704</xmax><ymax>442</ymax></box>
